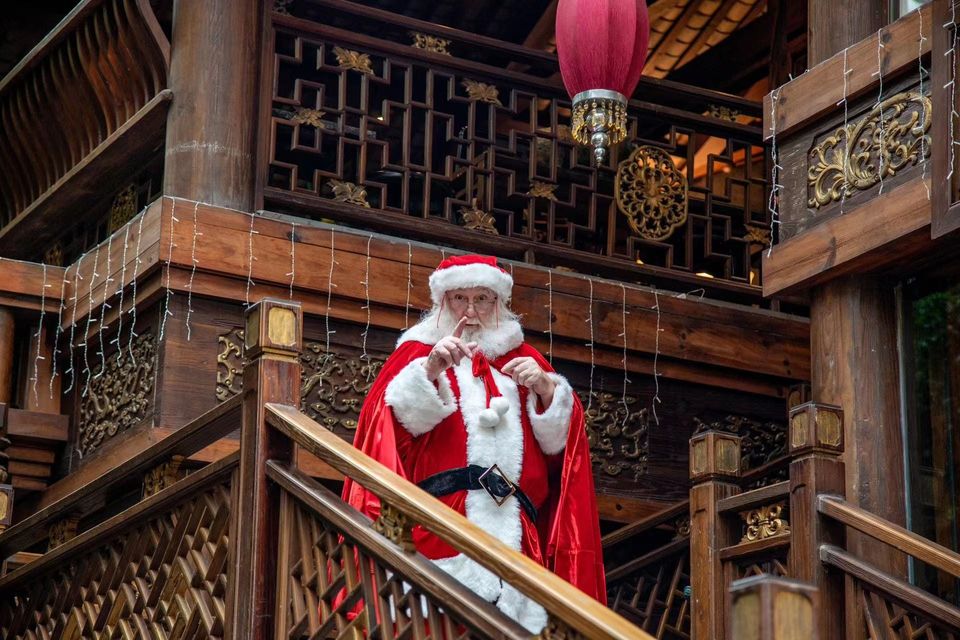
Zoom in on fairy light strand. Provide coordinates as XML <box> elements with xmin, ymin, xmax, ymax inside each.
<box><xmin>946</xmin><ymin>3</ymin><xmax>958</xmax><ymax>182</ymax></box>
<box><xmin>63</xmin><ymin>252</ymin><xmax>85</xmax><ymax>394</ymax></box>
<box><xmin>245</xmin><ymin>210</ymin><xmax>258</xmax><ymax>307</ymax></box>
<box><xmin>618</xmin><ymin>283</ymin><xmax>632</xmax><ymax>426</ymax></box>
<box><xmin>158</xmin><ymin>198</ymin><xmax>177</xmax><ymax>342</ymax></box>
<box><xmin>81</xmin><ymin>245</ymin><xmax>101</xmax><ymax>398</ymax></box>
<box><xmin>838</xmin><ymin>47</ymin><xmax>852</xmax><ymax>214</ymax></box>
<box><xmin>112</xmin><ymin>224</ymin><xmax>130</xmax><ymax>365</ymax></box>
<box><xmin>919</xmin><ymin>6</ymin><xmax>931</xmax><ymax>199</ymax></box>
<box><xmin>186</xmin><ymin>201</ymin><xmax>201</xmax><ymax>341</ymax></box>
<box><xmin>95</xmin><ymin>232</ymin><xmax>114</xmax><ymax>378</ymax></box>
<box><xmin>545</xmin><ymin>270</ymin><xmax>553</xmax><ymax>364</ymax></box>
<box><xmin>128</xmin><ymin>209</ymin><xmax>146</xmax><ymax>365</ymax></box>
<box><xmin>324</xmin><ymin>229</ymin><xmax>337</xmax><ymax>359</ymax></box>
<box><xmin>360</xmin><ymin>235</ymin><xmax>373</xmax><ymax>374</ymax></box>
<box><xmin>585</xmin><ymin>277</ymin><xmax>595</xmax><ymax>412</ymax></box>
<box><xmin>651</xmin><ymin>288</ymin><xmax>662</xmax><ymax>426</ymax></box>
<box><xmin>287</xmin><ymin>220</ymin><xmax>297</xmax><ymax>300</ymax></box>
<box><xmin>403</xmin><ymin>242</ymin><xmax>413</xmax><ymax>330</ymax></box>
<box><xmin>874</xmin><ymin>29</ymin><xmax>887</xmax><ymax>194</ymax></box>
<box><xmin>31</xmin><ymin>263</ymin><xmax>49</xmax><ymax>406</ymax></box>
<box><xmin>766</xmin><ymin>86</ymin><xmax>783</xmax><ymax>257</ymax></box>
<box><xmin>50</xmin><ymin>263</ymin><xmax>68</xmax><ymax>398</ymax></box>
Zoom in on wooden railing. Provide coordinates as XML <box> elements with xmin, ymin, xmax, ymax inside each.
<box><xmin>0</xmin><ymin>0</ymin><xmax>170</xmax><ymax>257</ymax></box>
<box><xmin>260</xmin><ymin>0</ymin><xmax>771</xmax><ymax>303</ymax></box>
<box><xmin>818</xmin><ymin>495</ymin><xmax>960</xmax><ymax>636</ymax></box>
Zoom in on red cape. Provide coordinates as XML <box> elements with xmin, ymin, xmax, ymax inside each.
<box><xmin>343</xmin><ymin>340</ymin><xmax>607</xmax><ymax>604</ymax></box>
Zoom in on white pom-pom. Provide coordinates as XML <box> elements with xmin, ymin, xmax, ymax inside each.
<box><xmin>489</xmin><ymin>396</ymin><xmax>510</xmax><ymax>416</ymax></box>
<box><xmin>478</xmin><ymin>408</ymin><xmax>500</xmax><ymax>428</ymax></box>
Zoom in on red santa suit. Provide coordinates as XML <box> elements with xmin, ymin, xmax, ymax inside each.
<box><xmin>343</xmin><ymin>256</ymin><xmax>605</xmax><ymax>633</ymax></box>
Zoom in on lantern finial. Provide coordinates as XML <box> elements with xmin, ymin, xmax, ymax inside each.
<box><xmin>572</xmin><ymin>89</ymin><xmax>628</xmax><ymax>164</ymax></box>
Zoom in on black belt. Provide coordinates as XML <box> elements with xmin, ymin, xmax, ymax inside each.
<box><xmin>418</xmin><ymin>464</ymin><xmax>538</xmax><ymax>523</ymax></box>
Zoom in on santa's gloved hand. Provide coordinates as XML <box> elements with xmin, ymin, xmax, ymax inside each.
<box><xmin>502</xmin><ymin>357</ymin><xmax>556</xmax><ymax>407</ymax></box>
<box><xmin>423</xmin><ymin>317</ymin><xmax>478</xmax><ymax>381</ymax></box>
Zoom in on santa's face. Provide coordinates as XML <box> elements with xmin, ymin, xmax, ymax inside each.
<box><xmin>445</xmin><ymin>286</ymin><xmax>498</xmax><ymax>329</ymax></box>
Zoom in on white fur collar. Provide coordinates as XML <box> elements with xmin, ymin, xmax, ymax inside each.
<box><xmin>397</xmin><ymin>312</ymin><xmax>523</xmax><ymax>359</ymax></box>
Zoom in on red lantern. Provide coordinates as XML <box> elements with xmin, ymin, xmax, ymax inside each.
<box><xmin>556</xmin><ymin>0</ymin><xmax>650</xmax><ymax>163</ymax></box>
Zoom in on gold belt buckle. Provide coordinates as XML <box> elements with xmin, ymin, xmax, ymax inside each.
<box><xmin>478</xmin><ymin>464</ymin><xmax>517</xmax><ymax>507</ymax></box>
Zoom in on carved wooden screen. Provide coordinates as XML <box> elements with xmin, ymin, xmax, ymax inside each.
<box><xmin>0</xmin><ymin>473</ymin><xmax>233</xmax><ymax>639</ymax></box>
<box><xmin>607</xmin><ymin>541</ymin><xmax>691</xmax><ymax>639</ymax></box>
<box><xmin>260</xmin><ymin>6</ymin><xmax>770</xmax><ymax>301</ymax></box>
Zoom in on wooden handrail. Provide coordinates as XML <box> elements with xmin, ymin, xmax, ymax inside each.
<box><xmin>0</xmin><ymin>451</ymin><xmax>238</xmax><ymax>590</ymax></box>
<box><xmin>265</xmin><ymin>460</ymin><xmax>529</xmax><ymax>639</ymax></box>
<box><xmin>717</xmin><ymin>481</ymin><xmax>789</xmax><ymax>515</ymax></box>
<box><xmin>604</xmin><ymin>537</ymin><xmax>689</xmax><ymax>583</ymax></box>
<box><xmin>601</xmin><ymin>499</ymin><xmax>689</xmax><ymax>549</ymax></box>
<box><xmin>818</xmin><ymin>494</ymin><xmax>960</xmax><ymax>579</ymax></box>
<box><xmin>0</xmin><ymin>394</ymin><xmax>241</xmax><ymax>558</ymax></box>
<box><xmin>265</xmin><ymin>402</ymin><xmax>652</xmax><ymax>640</ymax></box>
<box><xmin>820</xmin><ymin>544</ymin><xmax>960</xmax><ymax>630</ymax></box>
<box><xmin>740</xmin><ymin>455</ymin><xmax>790</xmax><ymax>485</ymax></box>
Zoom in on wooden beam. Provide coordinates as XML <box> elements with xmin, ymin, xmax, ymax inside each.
<box><xmin>0</xmin><ymin>259</ymin><xmax>65</xmax><ymax>313</ymax></box>
<box><xmin>764</xmin><ymin>4</ymin><xmax>929</xmax><ymax>141</ymax></box>
<box><xmin>762</xmin><ymin>178</ymin><xmax>931</xmax><ymax>296</ymax></box>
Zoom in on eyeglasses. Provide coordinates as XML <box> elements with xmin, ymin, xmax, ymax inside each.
<box><xmin>447</xmin><ymin>292</ymin><xmax>497</xmax><ymax>310</ymax></box>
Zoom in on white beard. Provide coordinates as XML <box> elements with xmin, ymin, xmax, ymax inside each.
<box><xmin>397</xmin><ymin>308</ymin><xmax>524</xmax><ymax>359</ymax></box>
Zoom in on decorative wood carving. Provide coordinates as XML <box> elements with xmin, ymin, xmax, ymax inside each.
<box><xmin>78</xmin><ymin>332</ymin><xmax>156</xmax><ymax>455</ymax></box>
<box><xmin>460</xmin><ymin>201</ymin><xmax>499</xmax><ymax>234</ymax></box>
<box><xmin>538</xmin><ymin>615</ymin><xmax>587</xmax><ymax>640</ymax></box>
<box><xmin>807</xmin><ymin>91</ymin><xmax>931</xmax><ymax>208</ymax></box>
<box><xmin>47</xmin><ymin>516</ymin><xmax>79</xmax><ymax>551</ymax></box>
<box><xmin>42</xmin><ymin>243</ymin><xmax>64</xmax><ymax>267</ymax></box>
<box><xmin>218</xmin><ymin>331</ymin><xmax>384</xmax><ymax>432</ymax></box>
<box><xmin>328</xmin><ymin>179</ymin><xmax>371</xmax><ymax>207</ymax></box>
<box><xmin>740</xmin><ymin>503</ymin><xmax>791</xmax><ymax>542</ymax></box>
<box><xmin>108</xmin><ymin>184</ymin><xmax>138</xmax><ymax>231</ymax></box>
<box><xmin>693</xmin><ymin>415</ymin><xmax>787</xmax><ymax>470</ymax></box>
<box><xmin>410</xmin><ymin>32</ymin><xmax>452</xmax><ymax>55</ymax></box>
<box><xmin>3</xmin><ymin>482</ymin><xmax>231</xmax><ymax>637</ymax></box>
<box><xmin>616</xmin><ymin>146</ymin><xmax>688</xmax><ymax>241</ymax></box>
<box><xmin>372</xmin><ymin>501</ymin><xmax>415</xmax><ymax>552</ymax></box>
<box><xmin>332</xmin><ymin>46</ymin><xmax>374</xmax><ymax>74</ymax></box>
<box><xmin>580</xmin><ymin>391</ymin><xmax>649</xmax><ymax>480</ymax></box>
<box><xmin>462</xmin><ymin>79</ymin><xmax>502</xmax><ymax>106</ymax></box>
<box><xmin>143</xmin><ymin>455</ymin><xmax>186</xmax><ymax>498</ymax></box>
<box><xmin>292</xmin><ymin>107</ymin><xmax>326</xmax><ymax>128</ymax></box>
<box><xmin>705</xmin><ymin>104</ymin><xmax>741</xmax><ymax>122</ymax></box>
<box><xmin>527</xmin><ymin>181</ymin><xmax>559</xmax><ymax>200</ymax></box>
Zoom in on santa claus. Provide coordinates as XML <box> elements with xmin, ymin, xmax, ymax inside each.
<box><xmin>343</xmin><ymin>254</ymin><xmax>605</xmax><ymax>632</ymax></box>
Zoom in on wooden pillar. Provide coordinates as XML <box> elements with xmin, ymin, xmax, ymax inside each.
<box><xmin>807</xmin><ymin>0</ymin><xmax>885</xmax><ymax>66</ymax></box>
<box><xmin>787</xmin><ymin>402</ymin><xmax>846</xmax><ymax>640</ymax></box>
<box><xmin>226</xmin><ymin>298</ymin><xmax>302</xmax><ymax>639</ymax></box>
<box><xmin>730</xmin><ymin>575</ymin><xmax>818</xmax><ymax>640</ymax></box>
<box><xmin>689</xmin><ymin>430</ymin><xmax>743</xmax><ymax>640</ymax></box>
<box><xmin>163</xmin><ymin>0</ymin><xmax>260</xmax><ymax>210</ymax></box>
<box><xmin>0</xmin><ymin>308</ymin><xmax>14</xmax><ymax>405</ymax></box>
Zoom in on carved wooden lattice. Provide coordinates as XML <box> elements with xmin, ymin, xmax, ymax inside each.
<box><xmin>277</xmin><ymin>492</ymin><xmax>496</xmax><ymax>639</ymax></box>
<box><xmin>0</xmin><ymin>480</ymin><xmax>232</xmax><ymax>639</ymax></box>
<box><xmin>263</xmin><ymin>27</ymin><xmax>768</xmax><ymax>293</ymax></box>
<box><xmin>859</xmin><ymin>583</ymin><xmax>959</xmax><ymax>640</ymax></box>
<box><xmin>607</xmin><ymin>549</ymin><xmax>691</xmax><ymax>639</ymax></box>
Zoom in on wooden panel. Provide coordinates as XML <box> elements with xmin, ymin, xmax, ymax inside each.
<box><xmin>5</xmin><ymin>408</ymin><xmax>69</xmax><ymax>443</ymax></box>
<box><xmin>0</xmin><ymin>259</ymin><xmax>65</xmax><ymax>313</ymax></box>
<box><xmin>762</xmin><ymin>178</ymin><xmax>931</xmax><ymax>296</ymax></box>
<box><xmin>765</xmin><ymin>4</ymin><xmax>930</xmax><ymax>140</ymax></box>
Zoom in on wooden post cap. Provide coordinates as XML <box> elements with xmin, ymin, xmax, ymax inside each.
<box><xmin>243</xmin><ymin>298</ymin><xmax>302</xmax><ymax>360</ymax></box>
<box><xmin>789</xmin><ymin>402</ymin><xmax>843</xmax><ymax>456</ymax></box>
<box><xmin>689</xmin><ymin>430</ymin><xmax>742</xmax><ymax>482</ymax></box>
<box><xmin>730</xmin><ymin>575</ymin><xmax>818</xmax><ymax>640</ymax></box>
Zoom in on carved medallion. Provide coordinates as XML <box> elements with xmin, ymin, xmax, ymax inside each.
<box><xmin>616</xmin><ymin>146</ymin><xmax>688</xmax><ymax>241</ymax></box>
<box><xmin>328</xmin><ymin>179</ymin><xmax>371</xmax><ymax>208</ymax></box>
<box><xmin>332</xmin><ymin>46</ymin><xmax>374</xmax><ymax>74</ymax></box>
<box><xmin>78</xmin><ymin>332</ymin><xmax>156</xmax><ymax>455</ymax></box>
<box><xmin>410</xmin><ymin>32</ymin><xmax>451</xmax><ymax>55</ymax></box>
<box><xmin>580</xmin><ymin>391</ymin><xmax>649</xmax><ymax>479</ymax></box>
<box><xmin>808</xmin><ymin>90</ymin><xmax>931</xmax><ymax>208</ymax></box>
<box><xmin>462</xmin><ymin>79</ymin><xmax>502</xmax><ymax>106</ymax></box>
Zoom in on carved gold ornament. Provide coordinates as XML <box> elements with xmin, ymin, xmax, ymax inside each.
<box><xmin>216</xmin><ymin>329</ymin><xmax>244</xmax><ymax>401</ymax></box>
<box><xmin>527</xmin><ymin>181</ymin><xmax>558</xmax><ymax>200</ymax></box>
<box><xmin>109</xmin><ymin>184</ymin><xmax>138</xmax><ymax>231</ymax></box>
<box><xmin>332</xmin><ymin>46</ymin><xmax>374</xmax><ymax>74</ymax></box>
<box><xmin>48</xmin><ymin>516</ymin><xmax>80</xmax><ymax>551</ymax></box>
<box><xmin>740</xmin><ymin>502</ymin><xmax>791</xmax><ymax>542</ymax></box>
<box><xmin>674</xmin><ymin>517</ymin><xmax>691</xmax><ymax>539</ymax></box>
<box><xmin>705</xmin><ymin>104</ymin><xmax>740</xmax><ymax>122</ymax></box>
<box><xmin>580</xmin><ymin>391</ymin><xmax>648</xmax><ymax>479</ymax></box>
<box><xmin>373</xmin><ymin>502</ymin><xmax>415</xmax><ymax>552</ymax></box>
<box><xmin>411</xmin><ymin>32</ymin><xmax>451</xmax><ymax>55</ymax></box>
<box><xmin>616</xmin><ymin>146</ymin><xmax>688</xmax><ymax>241</ymax></box>
<box><xmin>743</xmin><ymin>224</ymin><xmax>771</xmax><ymax>247</ymax></box>
<box><xmin>328</xmin><ymin>179</ymin><xmax>371</xmax><ymax>208</ymax></box>
<box><xmin>462</xmin><ymin>79</ymin><xmax>503</xmax><ymax>106</ymax></box>
<box><xmin>143</xmin><ymin>455</ymin><xmax>185</xmax><ymax>498</ymax></box>
<box><xmin>808</xmin><ymin>90</ymin><xmax>931</xmax><ymax>208</ymax></box>
<box><xmin>292</xmin><ymin>107</ymin><xmax>326</xmax><ymax>128</ymax></box>
<box><xmin>78</xmin><ymin>332</ymin><xmax>156</xmax><ymax>455</ymax></box>
<box><xmin>538</xmin><ymin>616</ymin><xmax>587</xmax><ymax>640</ymax></box>
<box><xmin>460</xmin><ymin>202</ymin><xmax>498</xmax><ymax>234</ymax></box>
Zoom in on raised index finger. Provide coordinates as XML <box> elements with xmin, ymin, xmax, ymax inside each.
<box><xmin>451</xmin><ymin>316</ymin><xmax>469</xmax><ymax>339</ymax></box>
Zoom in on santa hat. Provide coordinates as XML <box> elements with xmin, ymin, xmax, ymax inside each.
<box><xmin>428</xmin><ymin>254</ymin><xmax>513</xmax><ymax>307</ymax></box>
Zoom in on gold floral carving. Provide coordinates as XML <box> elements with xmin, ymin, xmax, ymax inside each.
<box><xmin>373</xmin><ymin>502</ymin><xmax>415</xmax><ymax>552</ymax></box>
<box><xmin>292</xmin><ymin>107</ymin><xmax>326</xmax><ymax>128</ymax></box>
<box><xmin>527</xmin><ymin>181</ymin><xmax>558</xmax><ymax>200</ymax></box>
<box><xmin>332</xmin><ymin>46</ymin><xmax>374</xmax><ymax>74</ymax></box>
<box><xmin>78</xmin><ymin>332</ymin><xmax>156</xmax><ymax>455</ymax></box>
<box><xmin>740</xmin><ymin>503</ymin><xmax>791</xmax><ymax>542</ymax></box>
<box><xmin>411</xmin><ymin>32</ymin><xmax>451</xmax><ymax>55</ymax></box>
<box><xmin>705</xmin><ymin>104</ymin><xmax>740</xmax><ymax>122</ymax></box>
<box><xmin>44</xmin><ymin>242</ymin><xmax>64</xmax><ymax>267</ymax></box>
<box><xmin>48</xmin><ymin>516</ymin><xmax>80</xmax><ymax>551</ymax></box>
<box><xmin>460</xmin><ymin>201</ymin><xmax>498</xmax><ymax>234</ymax></box>
<box><xmin>462</xmin><ymin>79</ymin><xmax>503</xmax><ymax>106</ymax></box>
<box><xmin>580</xmin><ymin>391</ymin><xmax>648</xmax><ymax>479</ymax></box>
<box><xmin>538</xmin><ymin>616</ymin><xmax>587</xmax><ymax>640</ymax></box>
<box><xmin>808</xmin><ymin>91</ymin><xmax>931</xmax><ymax>208</ymax></box>
<box><xmin>143</xmin><ymin>455</ymin><xmax>185</xmax><ymax>498</ymax></box>
<box><xmin>328</xmin><ymin>179</ymin><xmax>371</xmax><ymax>208</ymax></box>
<box><xmin>616</xmin><ymin>146</ymin><xmax>688</xmax><ymax>241</ymax></box>
<box><xmin>743</xmin><ymin>225</ymin><xmax>771</xmax><ymax>247</ymax></box>
<box><xmin>109</xmin><ymin>184</ymin><xmax>138</xmax><ymax>231</ymax></box>
<box><xmin>217</xmin><ymin>331</ymin><xmax>384</xmax><ymax>432</ymax></box>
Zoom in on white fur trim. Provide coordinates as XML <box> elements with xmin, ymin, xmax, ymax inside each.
<box><xmin>478</xmin><ymin>408</ymin><xmax>500</xmax><ymax>429</ymax></box>
<box><xmin>429</xmin><ymin>263</ymin><xmax>513</xmax><ymax>306</ymax></box>
<box><xmin>527</xmin><ymin>373</ymin><xmax>573</xmax><ymax>455</ymax></box>
<box><xmin>397</xmin><ymin>315</ymin><xmax>523</xmax><ymax>360</ymax></box>
<box><xmin>432</xmin><ymin>554</ymin><xmax>503</xmax><ymax>602</ymax></box>
<box><xmin>384</xmin><ymin>357</ymin><xmax>457</xmax><ymax>436</ymax></box>
<box><xmin>498</xmin><ymin>582</ymin><xmax>548</xmax><ymax>633</ymax></box>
